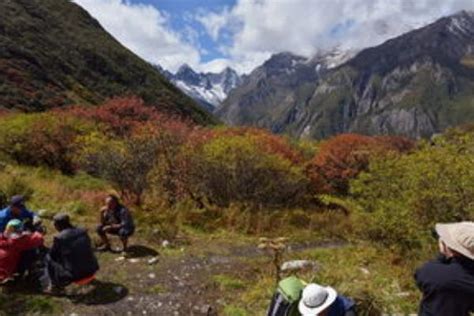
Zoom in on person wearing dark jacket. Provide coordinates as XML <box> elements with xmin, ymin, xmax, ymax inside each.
<box><xmin>415</xmin><ymin>221</ymin><xmax>474</xmax><ymax>316</ymax></box>
<box><xmin>96</xmin><ymin>195</ymin><xmax>134</xmax><ymax>253</ymax></box>
<box><xmin>42</xmin><ymin>214</ymin><xmax>99</xmax><ymax>292</ymax></box>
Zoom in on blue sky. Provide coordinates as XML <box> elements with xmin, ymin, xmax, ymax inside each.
<box><xmin>139</xmin><ymin>0</ymin><xmax>237</xmax><ymax>63</ymax></box>
<box><xmin>75</xmin><ymin>0</ymin><xmax>474</xmax><ymax>74</ymax></box>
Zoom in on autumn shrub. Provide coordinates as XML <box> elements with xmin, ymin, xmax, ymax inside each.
<box><xmin>76</xmin><ymin>124</ymin><xmax>165</xmax><ymax>205</ymax></box>
<box><xmin>179</xmin><ymin>129</ymin><xmax>309</xmax><ymax>209</ymax></box>
<box><xmin>350</xmin><ymin>130</ymin><xmax>474</xmax><ymax>252</ymax></box>
<box><xmin>61</xmin><ymin>96</ymin><xmax>188</xmax><ymax>137</ymax></box>
<box><xmin>0</xmin><ymin>112</ymin><xmax>99</xmax><ymax>173</ymax></box>
<box><xmin>307</xmin><ymin>134</ymin><xmax>414</xmax><ymax>195</ymax></box>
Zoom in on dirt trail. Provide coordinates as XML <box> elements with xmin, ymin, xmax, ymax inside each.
<box><xmin>5</xmin><ymin>237</ymin><xmax>346</xmax><ymax>315</ymax></box>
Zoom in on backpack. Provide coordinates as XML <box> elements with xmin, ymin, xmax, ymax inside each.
<box><xmin>267</xmin><ymin>276</ymin><xmax>305</xmax><ymax>316</ymax></box>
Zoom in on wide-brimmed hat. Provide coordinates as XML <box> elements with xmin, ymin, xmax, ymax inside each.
<box><xmin>436</xmin><ymin>222</ymin><xmax>474</xmax><ymax>260</ymax></box>
<box><xmin>298</xmin><ymin>283</ymin><xmax>338</xmax><ymax>315</ymax></box>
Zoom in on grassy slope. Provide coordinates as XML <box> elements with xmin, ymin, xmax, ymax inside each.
<box><xmin>0</xmin><ymin>164</ymin><xmax>428</xmax><ymax>316</ymax></box>
<box><xmin>0</xmin><ymin>0</ymin><xmax>215</xmax><ymax>125</ymax></box>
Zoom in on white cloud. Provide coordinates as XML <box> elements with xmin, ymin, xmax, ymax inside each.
<box><xmin>195</xmin><ymin>0</ymin><xmax>474</xmax><ymax>73</ymax></box>
<box><xmin>73</xmin><ymin>0</ymin><xmax>201</xmax><ymax>72</ymax></box>
<box><xmin>74</xmin><ymin>0</ymin><xmax>474</xmax><ymax>75</ymax></box>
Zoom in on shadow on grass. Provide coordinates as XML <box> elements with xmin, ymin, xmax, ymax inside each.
<box><xmin>125</xmin><ymin>244</ymin><xmax>159</xmax><ymax>258</ymax></box>
<box><xmin>68</xmin><ymin>279</ymin><xmax>128</xmax><ymax>305</ymax></box>
<box><xmin>1</xmin><ymin>278</ymin><xmax>128</xmax><ymax>307</ymax></box>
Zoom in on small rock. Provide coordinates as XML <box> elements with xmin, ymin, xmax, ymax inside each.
<box><xmin>148</xmin><ymin>257</ymin><xmax>159</xmax><ymax>265</ymax></box>
<box><xmin>115</xmin><ymin>256</ymin><xmax>126</xmax><ymax>262</ymax></box>
<box><xmin>148</xmin><ymin>273</ymin><xmax>156</xmax><ymax>279</ymax></box>
<box><xmin>128</xmin><ymin>258</ymin><xmax>140</xmax><ymax>263</ymax></box>
<box><xmin>162</xmin><ymin>240</ymin><xmax>170</xmax><ymax>248</ymax></box>
<box><xmin>281</xmin><ymin>260</ymin><xmax>318</xmax><ymax>272</ymax></box>
<box><xmin>113</xmin><ymin>286</ymin><xmax>124</xmax><ymax>295</ymax></box>
<box><xmin>359</xmin><ymin>267</ymin><xmax>370</xmax><ymax>275</ymax></box>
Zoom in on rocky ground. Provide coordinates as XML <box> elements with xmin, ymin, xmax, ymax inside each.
<box><xmin>1</xmin><ymin>233</ymin><xmax>343</xmax><ymax>316</ymax></box>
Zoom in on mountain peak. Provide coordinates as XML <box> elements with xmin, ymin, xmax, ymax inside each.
<box><xmin>160</xmin><ymin>64</ymin><xmax>243</xmax><ymax>110</ymax></box>
<box><xmin>177</xmin><ymin>63</ymin><xmax>197</xmax><ymax>75</ymax></box>
<box><xmin>446</xmin><ymin>10</ymin><xmax>474</xmax><ymax>37</ymax></box>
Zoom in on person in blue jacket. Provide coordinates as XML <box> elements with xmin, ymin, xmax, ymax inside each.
<box><xmin>0</xmin><ymin>195</ymin><xmax>38</xmax><ymax>232</ymax></box>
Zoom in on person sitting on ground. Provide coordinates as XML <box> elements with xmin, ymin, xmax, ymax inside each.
<box><xmin>298</xmin><ymin>283</ymin><xmax>356</xmax><ymax>316</ymax></box>
<box><xmin>0</xmin><ymin>195</ymin><xmax>42</xmax><ymax>232</ymax></box>
<box><xmin>0</xmin><ymin>219</ymin><xmax>44</xmax><ymax>284</ymax></box>
<box><xmin>96</xmin><ymin>194</ymin><xmax>134</xmax><ymax>253</ymax></box>
<box><xmin>414</xmin><ymin>221</ymin><xmax>474</xmax><ymax>316</ymax></box>
<box><xmin>42</xmin><ymin>214</ymin><xmax>99</xmax><ymax>293</ymax></box>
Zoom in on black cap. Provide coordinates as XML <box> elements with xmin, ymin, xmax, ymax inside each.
<box><xmin>53</xmin><ymin>213</ymin><xmax>70</xmax><ymax>226</ymax></box>
<box><xmin>10</xmin><ymin>195</ymin><xmax>25</xmax><ymax>207</ymax></box>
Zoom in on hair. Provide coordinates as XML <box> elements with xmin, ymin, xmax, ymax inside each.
<box><xmin>53</xmin><ymin>214</ymin><xmax>73</xmax><ymax>231</ymax></box>
<box><xmin>107</xmin><ymin>194</ymin><xmax>120</xmax><ymax>204</ymax></box>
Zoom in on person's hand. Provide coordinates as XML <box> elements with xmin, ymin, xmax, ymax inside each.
<box><xmin>439</xmin><ymin>239</ymin><xmax>454</xmax><ymax>258</ymax></box>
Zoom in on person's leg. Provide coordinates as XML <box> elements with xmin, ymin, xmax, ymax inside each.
<box><xmin>121</xmin><ymin>237</ymin><xmax>128</xmax><ymax>252</ymax></box>
<box><xmin>119</xmin><ymin>228</ymin><xmax>134</xmax><ymax>252</ymax></box>
<box><xmin>96</xmin><ymin>224</ymin><xmax>111</xmax><ymax>250</ymax></box>
<box><xmin>17</xmin><ymin>248</ymin><xmax>39</xmax><ymax>277</ymax></box>
<box><xmin>42</xmin><ymin>256</ymin><xmax>68</xmax><ymax>294</ymax></box>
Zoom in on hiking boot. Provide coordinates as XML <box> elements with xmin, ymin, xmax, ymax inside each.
<box><xmin>43</xmin><ymin>285</ymin><xmax>65</xmax><ymax>296</ymax></box>
<box><xmin>0</xmin><ymin>277</ymin><xmax>14</xmax><ymax>285</ymax></box>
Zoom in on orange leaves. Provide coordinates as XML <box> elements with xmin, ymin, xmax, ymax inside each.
<box><xmin>307</xmin><ymin>134</ymin><xmax>415</xmax><ymax>194</ymax></box>
<box><xmin>58</xmin><ymin>96</ymin><xmax>194</xmax><ymax>138</ymax></box>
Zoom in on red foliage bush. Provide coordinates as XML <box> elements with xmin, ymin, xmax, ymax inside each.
<box><xmin>59</xmin><ymin>96</ymin><xmax>194</xmax><ymax>137</ymax></box>
<box><xmin>307</xmin><ymin>133</ymin><xmax>415</xmax><ymax>194</ymax></box>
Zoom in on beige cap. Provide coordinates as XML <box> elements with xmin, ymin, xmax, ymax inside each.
<box><xmin>436</xmin><ymin>222</ymin><xmax>474</xmax><ymax>260</ymax></box>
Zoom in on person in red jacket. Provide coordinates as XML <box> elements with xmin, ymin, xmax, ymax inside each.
<box><xmin>0</xmin><ymin>219</ymin><xmax>44</xmax><ymax>283</ymax></box>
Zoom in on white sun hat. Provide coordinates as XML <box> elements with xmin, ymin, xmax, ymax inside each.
<box><xmin>436</xmin><ymin>222</ymin><xmax>474</xmax><ymax>260</ymax></box>
<box><xmin>298</xmin><ymin>283</ymin><xmax>338</xmax><ymax>315</ymax></box>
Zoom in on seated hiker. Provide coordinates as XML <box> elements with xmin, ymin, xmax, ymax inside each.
<box><xmin>42</xmin><ymin>214</ymin><xmax>99</xmax><ymax>293</ymax></box>
<box><xmin>0</xmin><ymin>219</ymin><xmax>44</xmax><ymax>284</ymax></box>
<box><xmin>0</xmin><ymin>195</ymin><xmax>42</xmax><ymax>232</ymax></box>
<box><xmin>267</xmin><ymin>276</ymin><xmax>356</xmax><ymax>316</ymax></box>
<box><xmin>298</xmin><ymin>283</ymin><xmax>356</xmax><ymax>316</ymax></box>
<box><xmin>415</xmin><ymin>221</ymin><xmax>474</xmax><ymax>316</ymax></box>
<box><xmin>96</xmin><ymin>194</ymin><xmax>134</xmax><ymax>252</ymax></box>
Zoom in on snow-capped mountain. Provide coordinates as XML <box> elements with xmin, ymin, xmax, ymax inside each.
<box><xmin>218</xmin><ymin>10</ymin><xmax>474</xmax><ymax>139</ymax></box>
<box><xmin>157</xmin><ymin>64</ymin><xmax>243</xmax><ymax>111</ymax></box>
<box><xmin>309</xmin><ymin>47</ymin><xmax>358</xmax><ymax>71</ymax></box>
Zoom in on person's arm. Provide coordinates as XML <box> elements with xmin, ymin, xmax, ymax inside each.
<box><xmin>118</xmin><ymin>207</ymin><xmax>132</xmax><ymax>229</ymax></box>
<box><xmin>17</xmin><ymin>232</ymin><xmax>44</xmax><ymax>251</ymax></box>
<box><xmin>414</xmin><ymin>256</ymin><xmax>447</xmax><ymax>291</ymax></box>
<box><xmin>99</xmin><ymin>207</ymin><xmax>107</xmax><ymax>225</ymax></box>
<box><xmin>49</xmin><ymin>236</ymin><xmax>62</xmax><ymax>261</ymax></box>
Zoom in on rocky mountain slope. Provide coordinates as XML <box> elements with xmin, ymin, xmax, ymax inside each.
<box><xmin>158</xmin><ymin>64</ymin><xmax>242</xmax><ymax>111</ymax></box>
<box><xmin>0</xmin><ymin>0</ymin><xmax>214</xmax><ymax>125</ymax></box>
<box><xmin>217</xmin><ymin>11</ymin><xmax>474</xmax><ymax>138</ymax></box>
<box><xmin>216</xmin><ymin>49</ymin><xmax>354</xmax><ymax>133</ymax></box>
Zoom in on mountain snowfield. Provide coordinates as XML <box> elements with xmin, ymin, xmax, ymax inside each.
<box><xmin>157</xmin><ymin>64</ymin><xmax>243</xmax><ymax>111</ymax></box>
